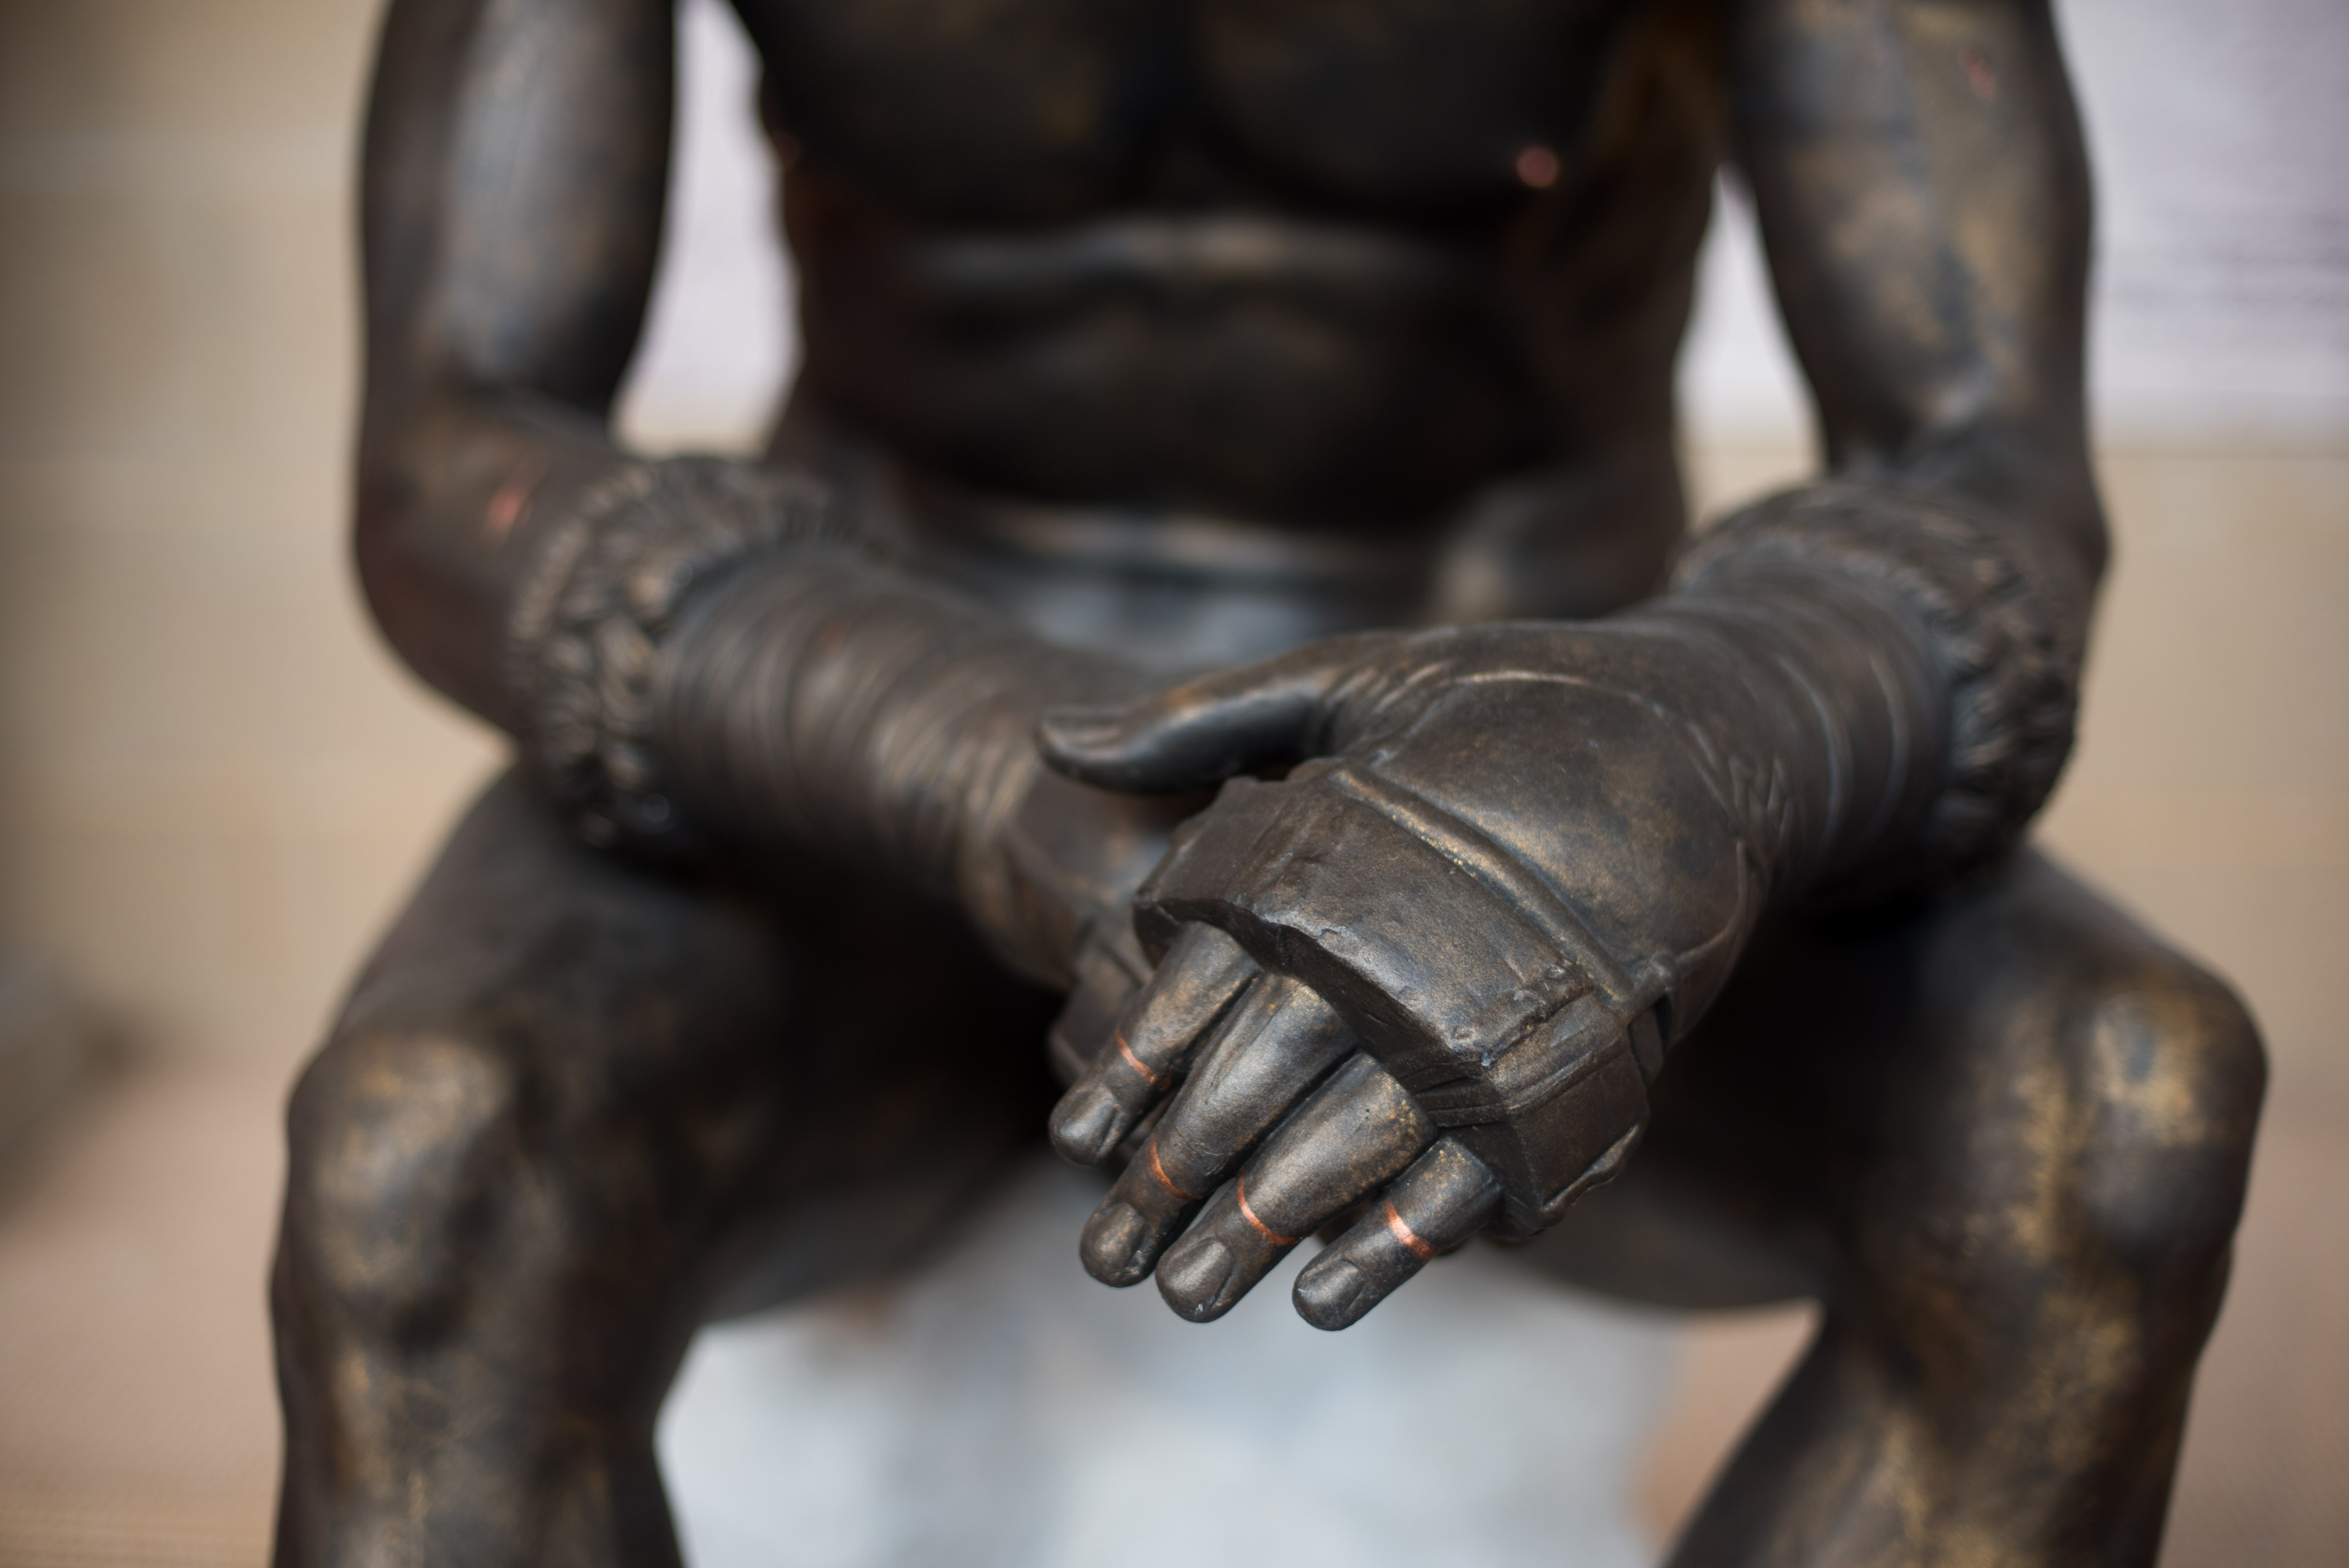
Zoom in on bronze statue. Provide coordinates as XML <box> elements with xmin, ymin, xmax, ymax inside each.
<box><xmin>272</xmin><ymin>0</ymin><xmax>2266</xmax><ymax>1562</ymax></box>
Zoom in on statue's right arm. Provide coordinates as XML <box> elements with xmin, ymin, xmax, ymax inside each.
<box><xmin>356</xmin><ymin>0</ymin><xmax>675</xmax><ymax>729</ymax></box>
<box><xmin>356</xmin><ymin>0</ymin><xmax>1159</xmax><ymax>988</ymax></box>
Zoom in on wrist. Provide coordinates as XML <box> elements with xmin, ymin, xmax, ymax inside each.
<box><xmin>654</xmin><ymin>554</ymin><xmax>1137</xmax><ymax>868</ymax></box>
<box><xmin>1626</xmin><ymin>568</ymin><xmax>1951</xmax><ymax>901</ymax></box>
<box><xmin>504</xmin><ymin>455</ymin><xmax>847</xmax><ymax>854</ymax></box>
<box><xmin>652</xmin><ymin>549</ymin><xmax>1152</xmax><ymax>980</ymax></box>
<box><xmin>1659</xmin><ymin>479</ymin><xmax>2085</xmax><ymax>903</ymax></box>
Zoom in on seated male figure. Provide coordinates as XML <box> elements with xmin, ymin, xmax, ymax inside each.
<box><xmin>272</xmin><ymin>0</ymin><xmax>2264</xmax><ymax>1563</ymax></box>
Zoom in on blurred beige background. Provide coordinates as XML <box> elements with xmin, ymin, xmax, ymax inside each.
<box><xmin>0</xmin><ymin>0</ymin><xmax>2341</xmax><ymax>1563</ymax></box>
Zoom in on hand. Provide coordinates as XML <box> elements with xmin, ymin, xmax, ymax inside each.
<box><xmin>1037</xmin><ymin>621</ymin><xmax>1773</xmax><ymax>1327</ymax></box>
<box><xmin>984</xmin><ymin>761</ymin><xmax>1204</xmax><ymax>1084</ymax></box>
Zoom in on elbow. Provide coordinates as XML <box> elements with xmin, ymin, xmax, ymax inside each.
<box><xmin>351</xmin><ymin>433</ymin><xmax>433</xmax><ymax>678</ymax></box>
<box><xmin>1987</xmin><ymin>418</ymin><xmax>2108</xmax><ymax>593</ymax></box>
<box><xmin>2064</xmin><ymin>474</ymin><xmax>2111</xmax><ymax>592</ymax></box>
<box><xmin>352</xmin><ymin>445</ymin><xmax>413</xmax><ymax>649</ymax></box>
<box><xmin>349</xmin><ymin>417</ymin><xmax>513</xmax><ymax>729</ymax></box>
<box><xmin>1884</xmin><ymin>409</ymin><xmax>2109</xmax><ymax>594</ymax></box>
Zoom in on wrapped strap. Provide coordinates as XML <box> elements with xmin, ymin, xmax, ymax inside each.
<box><xmin>505</xmin><ymin>456</ymin><xmax>852</xmax><ymax>855</ymax></box>
<box><xmin>1672</xmin><ymin>482</ymin><xmax>2085</xmax><ymax>899</ymax></box>
<box><xmin>504</xmin><ymin>451</ymin><xmax>1152</xmax><ymax>986</ymax></box>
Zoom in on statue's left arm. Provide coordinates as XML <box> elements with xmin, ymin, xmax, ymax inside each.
<box><xmin>1693</xmin><ymin>0</ymin><xmax>2102</xmax><ymax>894</ymax></box>
<box><xmin>1038</xmin><ymin>0</ymin><xmax>2108</xmax><ymax>1326</ymax></box>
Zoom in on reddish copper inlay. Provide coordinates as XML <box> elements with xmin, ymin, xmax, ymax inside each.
<box><xmin>1147</xmin><ymin>1138</ymin><xmax>1207</xmax><ymax>1202</ymax></box>
<box><xmin>483</xmin><ymin>457</ymin><xmax>548</xmax><ymax>542</ymax></box>
<box><xmin>1115</xmin><ymin>1029</ymin><xmax>1166</xmax><ymax>1090</ymax></box>
<box><xmin>1234</xmin><ymin>1179</ymin><xmax>1300</xmax><ymax>1246</ymax></box>
<box><xmin>1515</xmin><ymin>143</ymin><xmax>1561</xmax><ymax>190</ymax></box>
<box><xmin>1384</xmin><ymin>1202</ymin><xmax>1436</xmax><ymax>1261</ymax></box>
<box><xmin>1960</xmin><ymin>48</ymin><xmax>1998</xmax><ymax>102</ymax></box>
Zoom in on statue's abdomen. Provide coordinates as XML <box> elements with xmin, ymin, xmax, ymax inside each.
<box><xmin>745</xmin><ymin>0</ymin><xmax>1702</xmax><ymax>529</ymax></box>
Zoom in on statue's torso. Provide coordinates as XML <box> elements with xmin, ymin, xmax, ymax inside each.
<box><xmin>736</xmin><ymin>0</ymin><xmax>1724</xmax><ymax>632</ymax></box>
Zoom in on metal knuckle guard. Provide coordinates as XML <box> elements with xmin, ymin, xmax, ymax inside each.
<box><xmin>1136</xmin><ymin>675</ymin><xmax>1756</xmax><ymax>1234</ymax></box>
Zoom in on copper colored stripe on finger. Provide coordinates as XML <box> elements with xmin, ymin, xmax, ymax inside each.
<box><xmin>1147</xmin><ymin>1138</ymin><xmax>1207</xmax><ymax>1202</ymax></box>
<box><xmin>1234</xmin><ymin>1178</ymin><xmax>1300</xmax><ymax>1246</ymax></box>
<box><xmin>1115</xmin><ymin>1029</ymin><xmax>1167</xmax><ymax>1090</ymax></box>
<box><xmin>1383</xmin><ymin>1202</ymin><xmax>1436</xmax><ymax>1261</ymax></box>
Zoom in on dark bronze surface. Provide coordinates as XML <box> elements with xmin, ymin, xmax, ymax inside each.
<box><xmin>274</xmin><ymin>1</ymin><xmax>2265</xmax><ymax>1562</ymax></box>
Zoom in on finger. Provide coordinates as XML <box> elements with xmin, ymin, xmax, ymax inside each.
<box><xmin>1035</xmin><ymin>638</ymin><xmax>1369</xmax><ymax>793</ymax></box>
<box><xmin>1045</xmin><ymin>920</ymin><xmax>1153</xmax><ymax>1089</ymax></box>
<box><xmin>1291</xmin><ymin>1136</ymin><xmax>1502</xmax><ymax>1331</ymax></box>
<box><xmin>1078</xmin><ymin>975</ymin><xmax>1353</xmax><ymax>1287</ymax></box>
<box><xmin>1155</xmin><ymin>1053</ymin><xmax>1436</xmax><ymax>1323</ymax></box>
<box><xmin>1049</xmin><ymin>924</ymin><xmax>1258</xmax><ymax>1164</ymax></box>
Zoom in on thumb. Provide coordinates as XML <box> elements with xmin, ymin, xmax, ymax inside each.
<box><xmin>1038</xmin><ymin>640</ymin><xmax>1364</xmax><ymax>793</ymax></box>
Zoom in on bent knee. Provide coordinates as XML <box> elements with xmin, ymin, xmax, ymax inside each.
<box><xmin>1852</xmin><ymin>943</ymin><xmax>2264</xmax><ymax>1360</ymax></box>
<box><xmin>2066</xmin><ymin>955</ymin><xmax>2265</xmax><ymax>1276</ymax></box>
<box><xmin>281</xmin><ymin>1027</ymin><xmax>521</xmax><ymax>1335</ymax></box>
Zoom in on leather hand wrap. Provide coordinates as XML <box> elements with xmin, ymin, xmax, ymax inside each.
<box><xmin>652</xmin><ymin>557</ymin><xmax>1147</xmax><ymax>980</ymax></box>
<box><xmin>1129</xmin><ymin>669</ymin><xmax>1744</xmax><ymax>1231</ymax></box>
<box><xmin>1671</xmin><ymin>480</ymin><xmax>2086</xmax><ymax>899</ymax></box>
<box><xmin>1064</xmin><ymin>603</ymin><xmax>1933</xmax><ymax>1229</ymax></box>
<box><xmin>1051</xmin><ymin>480</ymin><xmax>2088</xmax><ymax>1233</ymax></box>
<box><xmin>506</xmin><ymin>456</ymin><xmax>849</xmax><ymax>854</ymax></box>
<box><xmin>506</xmin><ymin>452</ymin><xmax>1151</xmax><ymax>984</ymax></box>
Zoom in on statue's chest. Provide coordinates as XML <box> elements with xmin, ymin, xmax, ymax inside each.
<box><xmin>737</xmin><ymin>0</ymin><xmax>1642</xmax><ymax>220</ymax></box>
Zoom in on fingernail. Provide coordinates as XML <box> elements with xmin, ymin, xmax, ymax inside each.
<box><xmin>1081</xmin><ymin>1202</ymin><xmax>1149</xmax><ymax>1286</ymax></box>
<box><xmin>1157</xmin><ymin>1236</ymin><xmax>1236</xmax><ymax>1321</ymax></box>
<box><xmin>1293</xmin><ymin>1257</ymin><xmax>1369</xmax><ymax>1331</ymax></box>
<box><xmin>1050</xmin><ymin>1087</ymin><xmax>1123</xmax><ymax>1164</ymax></box>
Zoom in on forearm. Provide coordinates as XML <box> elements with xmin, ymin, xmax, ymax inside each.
<box><xmin>485</xmin><ymin>445</ymin><xmax>1147</xmax><ymax>981</ymax></box>
<box><xmin>358</xmin><ymin>362</ymin><xmax>1133</xmax><ymax>981</ymax></box>
<box><xmin>1640</xmin><ymin>452</ymin><xmax>2095</xmax><ymax>904</ymax></box>
<box><xmin>652</xmin><ymin>547</ymin><xmax>1145</xmax><ymax>922</ymax></box>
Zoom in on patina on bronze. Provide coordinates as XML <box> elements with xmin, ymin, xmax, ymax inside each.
<box><xmin>272</xmin><ymin>1</ymin><xmax>2266</xmax><ymax>1563</ymax></box>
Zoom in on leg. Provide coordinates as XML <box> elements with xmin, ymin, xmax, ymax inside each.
<box><xmin>1526</xmin><ymin>849</ymin><xmax>2265</xmax><ymax>1566</ymax></box>
<box><xmin>269</xmin><ymin>774</ymin><xmax>1058</xmax><ymax>1567</ymax></box>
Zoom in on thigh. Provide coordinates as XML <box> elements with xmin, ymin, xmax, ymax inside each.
<box><xmin>301</xmin><ymin>770</ymin><xmax>1064</xmax><ymax>1325</ymax></box>
<box><xmin>276</xmin><ymin>775</ymin><xmax>1069</xmax><ymax>1565</ymax></box>
<box><xmin>1519</xmin><ymin>846</ymin><xmax>2263</xmax><ymax>1320</ymax></box>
